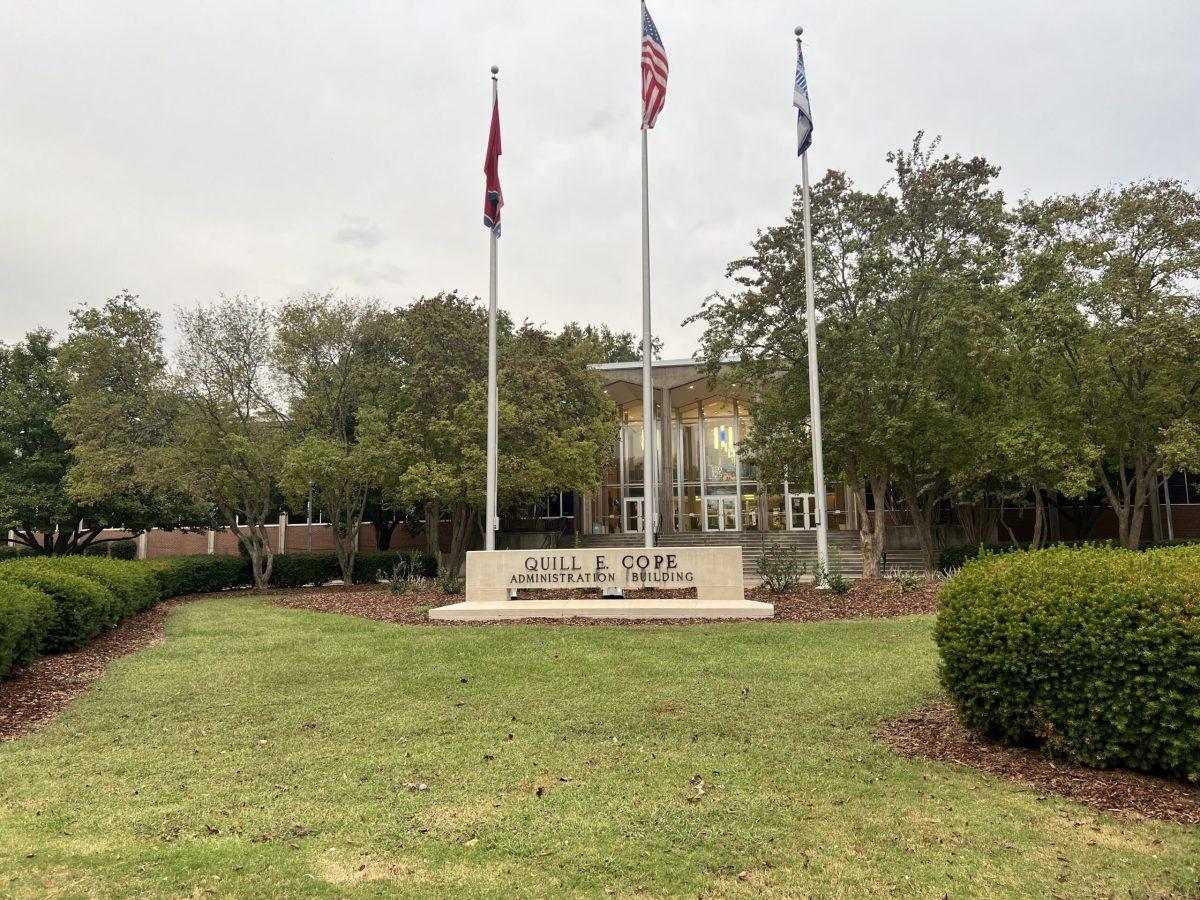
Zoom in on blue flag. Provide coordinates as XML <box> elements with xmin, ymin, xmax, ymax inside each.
<box><xmin>794</xmin><ymin>44</ymin><xmax>813</xmax><ymax>156</ymax></box>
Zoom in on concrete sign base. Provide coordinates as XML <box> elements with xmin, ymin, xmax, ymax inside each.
<box><xmin>428</xmin><ymin>546</ymin><xmax>773</xmax><ymax>621</ymax></box>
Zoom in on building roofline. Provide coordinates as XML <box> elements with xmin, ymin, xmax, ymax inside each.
<box><xmin>590</xmin><ymin>357</ymin><xmax>735</xmax><ymax>371</ymax></box>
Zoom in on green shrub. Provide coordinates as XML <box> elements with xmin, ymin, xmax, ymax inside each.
<box><xmin>888</xmin><ymin>569</ymin><xmax>927</xmax><ymax>593</ymax></box>
<box><xmin>938</xmin><ymin>538</ymin><xmax>1200</xmax><ymax>573</ymax></box>
<box><xmin>436</xmin><ymin>570</ymin><xmax>465</xmax><ymax>595</ymax></box>
<box><xmin>353</xmin><ymin>550</ymin><xmax>438</xmax><ymax>585</ymax></box>
<box><xmin>756</xmin><ymin>545</ymin><xmax>807</xmax><ymax>593</ymax></box>
<box><xmin>46</xmin><ymin>557</ymin><xmax>162</xmax><ymax>618</ymax></box>
<box><xmin>0</xmin><ymin>562</ymin><xmax>121</xmax><ymax>652</ymax></box>
<box><xmin>143</xmin><ymin>550</ymin><xmax>437</xmax><ymax>596</ymax></box>
<box><xmin>815</xmin><ymin>551</ymin><xmax>852</xmax><ymax>594</ymax></box>
<box><xmin>935</xmin><ymin>545</ymin><xmax>1200</xmax><ymax>781</ymax></box>
<box><xmin>0</xmin><ymin>546</ymin><xmax>32</xmax><ymax>561</ymax></box>
<box><xmin>0</xmin><ymin>579</ymin><xmax>55</xmax><ymax>678</ymax></box>
<box><xmin>269</xmin><ymin>554</ymin><xmax>340</xmax><ymax>589</ymax></box>
<box><xmin>145</xmin><ymin>555</ymin><xmax>254</xmax><ymax>598</ymax></box>
<box><xmin>938</xmin><ymin>542</ymin><xmax>1024</xmax><ymax>572</ymax></box>
<box><xmin>82</xmin><ymin>539</ymin><xmax>138</xmax><ymax>560</ymax></box>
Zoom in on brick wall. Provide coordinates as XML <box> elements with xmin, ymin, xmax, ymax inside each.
<box><xmin>999</xmin><ymin>504</ymin><xmax>1199</xmax><ymax>543</ymax></box>
<box><xmin>85</xmin><ymin>519</ymin><xmax>453</xmax><ymax>559</ymax></box>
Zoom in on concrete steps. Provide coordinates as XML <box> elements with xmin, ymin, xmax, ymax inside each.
<box><xmin>576</xmin><ymin>530</ymin><xmax>867</xmax><ymax>580</ymax></box>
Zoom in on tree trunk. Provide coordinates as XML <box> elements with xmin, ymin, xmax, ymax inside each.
<box><xmin>330</xmin><ymin>493</ymin><xmax>369</xmax><ymax>585</ymax></box>
<box><xmin>424</xmin><ymin>499</ymin><xmax>442</xmax><ymax>568</ymax></box>
<box><xmin>853</xmin><ymin>475</ymin><xmax>888</xmax><ymax>579</ymax></box>
<box><xmin>898</xmin><ymin>479</ymin><xmax>940</xmax><ymax>572</ymax></box>
<box><xmin>332</xmin><ymin>525</ymin><xmax>355</xmax><ymax>585</ymax></box>
<box><xmin>1030</xmin><ymin>490</ymin><xmax>1047</xmax><ymax>550</ymax></box>
<box><xmin>956</xmin><ymin>500</ymin><xmax>999</xmax><ymax>547</ymax></box>
<box><xmin>233</xmin><ymin>521</ymin><xmax>274</xmax><ymax>588</ymax></box>
<box><xmin>1095</xmin><ymin>454</ymin><xmax>1159</xmax><ymax>551</ymax></box>
<box><xmin>375</xmin><ymin>519</ymin><xmax>397</xmax><ymax>551</ymax></box>
<box><xmin>444</xmin><ymin>502</ymin><xmax>477</xmax><ymax>576</ymax></box>
<box><xmin>1149</xmin><ymin>476</ymin><xmax>1164</xmax><ymax>542</ymax></box>
<box><xmin>998</xmin><ymin>498</ymin><xmax>1021</xmax><ymax>546</ymax></box>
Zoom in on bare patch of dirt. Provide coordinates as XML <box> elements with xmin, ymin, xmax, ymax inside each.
<box><xmin>0</xmin><ymin>598</ymin><xmax>193</xmax><ymax>742</ymax></box>
<box><xmin>879</xmin><ymin>702</ymin><xmax>1200</xmax><ymax>825</ymax></box>
<box><xmin>270</xmin><ymin>578</ymin><xmax>940</xmax><ymax>627</ymax></box>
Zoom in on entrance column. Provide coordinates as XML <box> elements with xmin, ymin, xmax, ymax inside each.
<box><xmin>660</xmin><ymin>386</ymin><xmax>674</xmax><ymax>533</ymax></box>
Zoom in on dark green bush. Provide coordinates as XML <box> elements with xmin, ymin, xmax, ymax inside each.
<box><xmin>144</xmin><ymin>550</ymin><xmax>437</xmax><ymax>595</ymax></box>
<box><xmin>938</xmin><ymin>542</ymin><xmax>1025</xmax><ymax>572</ymax></box>
<box><xmin>939</xmin><ymin>538</ymin><xmax>1200</xmax><ymax>572</ymax></box>
<box><xmin>935</xmin><ymin>545</ymin><xmax>1200</xmax><ymax>781</ymax></box>
<box><xmin>0</xmin><ymin>562</ymin><xmax>121</xmax><ymax>652</ymax></box>
<box><xmin>0</xmin><ymin>580</ymin><xmax>56</xmax><ymax>678</ymax></box>
<box><xmin>82</xmin><ymin>539</ymin><xmax>138</xmax><ymax>560</ymax></box>
<box><xmin>145</xmin><ymin>555</ymin><xmax>254</xmax><ymax>598</ymax></box>
<box><xmin>47</xmin><ymin>557</ymin><xmax>162</xmax><ymax>617</ymax></box>
<box><xmin>353</xmin><ymin>550</ymin><xmax>437</xmax><ymax>584</ymax></box>
<box><xmin>269</xmin><ymin>554</ymin><xmax>340</xmax><ymax>589</ymax></box>
<box><xmin>0</xmin><ymin>546</ymin><xmax>32</xmax><ymax>561</ymax></box>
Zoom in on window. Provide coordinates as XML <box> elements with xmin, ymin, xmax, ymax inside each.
<box><xmin>1166</xmin><ymin>470</ymin><xmax>1189</xmax><ymax>505</ymax></box>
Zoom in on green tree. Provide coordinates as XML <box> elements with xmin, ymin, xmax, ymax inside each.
<box><xmin>0</xmin><ymin>330</ymin><xmax>77</xmax><ymax>553</ymax></box>
<box><xmin>361</xmin><ymin>293</ymin><xmax>616</xmax><ymax>575</ymax></box>
<box><xmin>57</xmin><ymin>293</ymin><xmax>208</xmax><ymax>540</ymax></box>
<box><xmin>0</xmin><ymin>295</ymin><xmax>202</xmax><ymax>555</ymax></box>
<box><xmin>558</xmin><ymin>322</ymin><xmax>662</xmax><ymax>364</ymax></box>
<box><xmin>689</xmin><ymin>136</ymin><xmax>1010</xmax><ymax>573</ymax></box>
<box><xmin>274</xmin><ymin>293</ymin><xmax>395</xmax><ymax>583</ymax></box>
<box><xmin>173</xmin><ymin>296</ymin><xmax>285</xmax><ymax>587</ymax></box>
<box><xmin>1019</xmin><ymin>181</ymin><xmax>1200</xmax><ymax>548</ymax></box>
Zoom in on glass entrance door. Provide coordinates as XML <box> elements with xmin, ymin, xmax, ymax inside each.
<box><xmin>788</xmin><ymin>493</ymin><xmax>818</xmax><ymax>530</ymax></box>
<box><xmin>623</xmin><ymin>497</ymin><xmax>644</xmax><ymax>533</ymax></box>
<box><xmin>704</xmin><ymin>496</ymin><xmax>738</xmax><ymax>531</ymax></box>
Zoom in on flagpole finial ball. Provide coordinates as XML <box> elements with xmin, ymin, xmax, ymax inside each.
<box><xmin>490</xmin><ymin>65</ymin><xmax>499</xmax><ymax>75</ymax></box>
<box><xmin>794</xmin><ymin>26</ymin><xmax>804</xmax><ymax>37</ymax></box>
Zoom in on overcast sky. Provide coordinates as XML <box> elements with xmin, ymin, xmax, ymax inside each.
<box><xmin>3</xmin><ymin>0</ymin><xmax>1199</xmax><ymax>355</ymax></box>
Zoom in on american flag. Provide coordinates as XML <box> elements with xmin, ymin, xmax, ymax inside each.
<box><xmin>641</xmin><ymin>3</ymin><xmax>668</xmax><ymax>129</ymax></box>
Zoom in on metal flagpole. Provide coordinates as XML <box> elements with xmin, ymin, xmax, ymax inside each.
<box><xmin>485</xmin><ymin>65</ymin><xmax>500</xmax><ymax>552</ymax></box>
<box><xmin>640</xmin><ymin>80</ymin><xmax>656</xmax><ymax>551</ymax></box>
<box><xmin>796</xmin><ymin>26</ymin><xmax>829</xmax><ymax>578</ymax></box>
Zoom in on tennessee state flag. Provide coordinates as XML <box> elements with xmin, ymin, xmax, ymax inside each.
<box><xmin>483</xmin><ymin>95</ymin><xmax>503</xmax><ymax>235</ymax></box>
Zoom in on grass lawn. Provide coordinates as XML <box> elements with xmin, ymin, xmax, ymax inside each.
<box><xmin>0</xmin><ymin>598</ymin><xmax>1197</xmax><ymax>898</ymax></box>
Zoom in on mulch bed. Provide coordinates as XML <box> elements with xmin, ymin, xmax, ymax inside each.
<box><xmin>270</xmin><ymin>579</ymin><xmax>941</xmax><ymax>627</ymax></box>
<box><xmin>878</xmin><ymin>702</ymin><xmax>1200</xmax><ymax>825</ymax></box>
<box><xmin>0</xmin><ymin>598</ymin><xmax>192</xmax><ymax>742</ymax></box>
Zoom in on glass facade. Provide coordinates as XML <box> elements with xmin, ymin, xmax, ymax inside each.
<box><xmin>588</xmin><ymin>391</ymin><xmax>841</xmax><ymax>535</ymax></box>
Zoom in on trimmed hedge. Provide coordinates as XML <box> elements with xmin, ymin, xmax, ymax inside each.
<box><xmin>0</xmin><ymin>563</ymin><xmax>122</xmax><ymax>653</ymax></box>
<box><xmin>938</xmin><ymin>542</ymin><xmax>1023</xmax><ymax>572</ymax></box>
<box><xmin>47</xmin><ymin>557</ymin><xmax>162</xmax><ymax>617</ymax></box>
<box><xmin>0</xmin><ymin>579</ymin><xmax>55</xmax><ymax>677</ymax></box>
<box><xmin>145</xmin><ymin>555</ymin><xmax>254</xmax><ymax>598</ymax></box>
<box><xmin>269</xmin><ymin>554</ymin><xmax>340</xmax><ymax>589</ymax></box>
<box><xmin>939</xmin><ymin>538</ymin><xmax>1200</xmax><ymax>572</ymax></box>
<box><xmin>144</xmin><ymin>549</ymin><xmax>437</xmax><ymax>595</ymax></box>
<box><xmin>935</xmin><ymin>545</ymin><xmax>1200</xmax><ymax>781</ymax></box>
<box><xmin>352</xmin><ymin>549</ymin><xmax>438</xmax><ymax>584</ymax></box>
<box><xmin>82</xmin><ymin>539</ymin><xmax>138</xmax><ymax>560</ymax></box>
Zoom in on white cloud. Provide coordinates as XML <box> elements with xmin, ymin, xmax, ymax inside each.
<box><xmin>1</xmin><ymin>0</ymin><xmax>1198</xmax><ymax>354</ymax></box>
